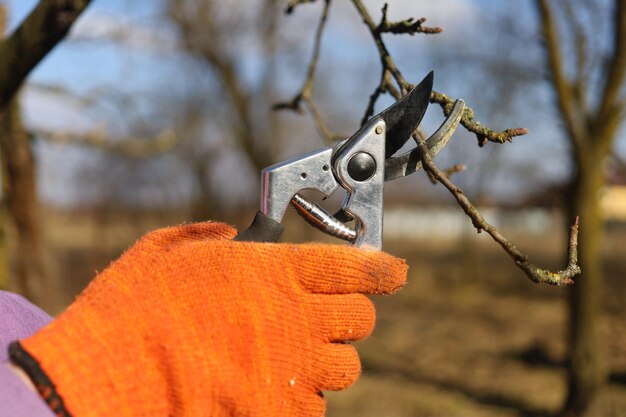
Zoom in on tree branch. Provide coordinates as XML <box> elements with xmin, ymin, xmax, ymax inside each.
<box><xmin>274</xmin><ymin>0</ymin><xmax>345</xmax><ymax>143</ymax></box>
<box><xmin>285</xmin><ymin>0</ymin><xmax>318</xmax><ymax>15</ymax></box>
<box><xmin>561</xmin><ymin>1</ymin><xmax>589</xmax><ymax>112</ymax></box>
<box><xmin>430</xmin><ymin>91</ymin><xmax>528</xmax><ymax>146</ymax></box>
<box><xmin>352</xmin><ymin>1</ymin><xmax>528</xmax><ymax>146</ymax></box>
<box><xmin>535</xmin><ymin>0</ymin><xmax>585</xmax><ymax>146</ymax></box>
<box><xmin>351</xmin><ymin>1</ymin><xmax>409</xmax><ymax>91</ymax></box>
<box><xmin>360</xmin><ymin>68</ymin><xmax>392</xmax><ymax>126</ymax></box>
<box><xmin>0</xmin><ymin>0</ymin><xmax>93</xmax><ymax>109</ymax></box>
<box><xmin>376</xmin><ymin>4</ymin><xmax>443</xmax><ymax>36</ymax></box>
<box><xmin>415</xmin><ymin>134</ymin><xmax>579</xmax><ymax>286</ymax></box>
<box><xmin>32</xmin><ymin>128</ymin><xmax>177</xmax><ymax>158</ymax></box>
<box><xmin>168</xmin><ymin>0</ymin><xmax>272</xmax><ymax>170</ymax></box>
<box><xmin>595</xmin><ymin>0</ymin><xmax>626</xmax><ymax>144</ymax></box>
<box><xmin>284</xmin><ymin>0</ymin><xmax>579</xmax><ymax>285</ymax></box>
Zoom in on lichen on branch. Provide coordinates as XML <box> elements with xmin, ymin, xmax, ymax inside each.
<box><xmin>430</xmin><ymin>91</ymin><xmax>529</xmax><ymax>146</ymax></box>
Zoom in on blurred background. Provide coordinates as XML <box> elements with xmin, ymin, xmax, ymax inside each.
<box><xmin>0</xmin><ymin>0</ymin><xmax>625</xmax><ymax>416</ymax></box>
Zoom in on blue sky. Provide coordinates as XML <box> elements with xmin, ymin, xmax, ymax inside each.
<box><xmin>3</xmin><ymin>0</ymin><xmax>621</xmax><ymax>208</ymax></box>
<box><xmin>7</xmin><ymin>1</ymin><xmax>169</xmax><ymax>92</ymax></box>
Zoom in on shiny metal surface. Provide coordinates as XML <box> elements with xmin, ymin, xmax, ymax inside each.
<box><xmin>261</xmin><ymin>147</ymin><xmax>338</xmax><ymax>223</ymax></box>
<box><xmin>380</xmin><ymin>71</ymin><xmax>433</xmax><ymax>158</ymax></box>
<box><xmin>256</xmin><ymin>73</ymin><xmax>462</xmax><ymax>250</ymax></box>
<box><xmin>332</xmin><ymin>72</ymin><xmax>433</xmax><ymax>166</ymax></box>
<box><xmin>333</xmin><ymin>118</ymin><xmax>386</xmax><ymax>249</ymax></box>
<box><xmin>384</xmin><ymin>99</ymin><xmax>465</xmax><ymax>181</ymax></box>
<box><xmin>290</xmin><ymin>193</ymin><xmax>357</xmax><ymax>242</ymax></box>
<box><xmin>347</xmin><ymin>152</ymin><xmax>377</xmax><ymax>182</ymax></box>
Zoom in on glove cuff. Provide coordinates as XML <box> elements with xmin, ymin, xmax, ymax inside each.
<box><xmin>9</xmin><ymin>341</ymin><xmax>71</xmax><ymax>417</ymax></box>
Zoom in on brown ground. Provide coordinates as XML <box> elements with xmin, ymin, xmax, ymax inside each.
<box><xmin>37</xmin><ymin>209</ymin><xmax>626</xmax><ymax>416</ymax></box>
<box><xmin>327</xmin><ymin>231</ymin><xmax>626</xmax><ymax>417</ymax></box>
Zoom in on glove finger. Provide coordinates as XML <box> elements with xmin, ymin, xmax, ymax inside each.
<box><xmin>307</xmin><ymin>294</ymin><xmax>375</xmax><ymax>342</ymax></box>
<box><xmin>278</xmin><ymin>244</ymin><xmax>407</xmax><ymax>295</ymax></box>
<box><xmin>287</xmin><ymin>391</ymin><xmax>326</xmax><ymax>417</ymax></box>
<box><xmin>311</xmin><ymin>343</ymin><xmax>361</xmax><ymax>391</ymax></box>
<box><xmin>139</xmin><ymin>222</ymin><xmax>237</xmax><ymax>249</ymax></box>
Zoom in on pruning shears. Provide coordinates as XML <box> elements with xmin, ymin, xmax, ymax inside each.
<box><xmin>235</xmin><ymin>72</ymin><xmax>465</xmax><ymax>249</ymax></box>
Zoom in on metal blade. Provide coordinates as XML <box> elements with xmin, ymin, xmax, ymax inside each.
<box><xmin>331</xmin><ymin>72</ymin><xmax>433</xmax><ymax>168</ymax></box>
<box><xmin>384</xmin><ymin>99</ymin><xmax>465</xmax><ymax>181</ymax></box>
<box><xmin>380</xmin><ymin>71</ymin><xmax>433</xmax><ymax>158</ymax></box>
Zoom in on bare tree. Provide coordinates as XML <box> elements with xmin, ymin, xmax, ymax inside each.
<box><xmin>0</xmin><ymin>1</ymin><xmax>93</xmax><ymax>108</ymax></box>
<box><xmin>0</xmin><ymin>1</ymin><xmax>92</xmax><ymax>308</ymax></box>
<box><xmin>535</xmin><ymin>1</ymin><xmax>626</xmax><ymax>415</ymax></box>
<box><xmin>167</xmin><ymin>0</ymin><xmax>284</xmax><ymax>176</ymax></box>
<box><xmin>414</xmin><ymin>2</ymin><xmax>625</xmax><ymax>412</ymax></box>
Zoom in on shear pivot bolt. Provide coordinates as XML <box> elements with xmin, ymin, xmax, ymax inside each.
<box><xmin>375</xmin><ymin>126</ymin><xmax>383</xmax><ymax>135</ymax></box>
<box><xmin>347</xmin><ymin>152</ymin><xmax>376</xmax><ymax>182</ymax></box>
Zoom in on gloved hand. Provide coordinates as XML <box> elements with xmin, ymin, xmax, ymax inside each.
<box><xmin>10</xmin><ymin>222</ymin><xmax>407</xmax><ymax>417</ymax></box>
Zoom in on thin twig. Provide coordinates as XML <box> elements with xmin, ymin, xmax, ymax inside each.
<box><xmin>376</xmin><ymin>4</ymin><xmax>443</xmax><ymax>35</ymax></box>
<box><xmin>430</xmin><ymin>91</ymin><xmax>529</xmax><ymax>146</ymax></box>
<box><xmin>360</xmin><ymin>1</ymin><xmax>578</xmax><ymax>284</ymax></box>
<box><xmin>352</xmin><ymin>0</ymin><xmax>528</xmax><ymax>145</ymax></box>
<box><xmin>351</xmin><ymin>1</ymin><xmax>409</xmax><ymax>91</ymax></box>
<box><xmin>561</xmin><ymin>1</ymin><xmax>589</xmax><ymax>111</ymax></box>
<box><xmin>427</xmin><ymin>163</ymin><xmax>466</xmax><ymax>184</ymax></box>
<box><xmin>303</xmin><ymin>94</ymin><xmax>345</xmax><ymax>142</ymax></box>
<box><xmin>443</xmin><ymin>163</ymin><xmax>467</xmax><ymax>179</ymax></box>
<box><xmin>535</xmin><ymin>0</ymin><xmax>585</xmax><ymax>147</ymax></box>
<box><xmin>274</xmin><ymin>0</ymin><xmax>344</xmax><ymax>143</ymax></box>
<box><xmin>361</xmin><ymin>69</ymin><xmax>392</xmax><ymax>126</ymax></box>
<box><xmin>33</xmin><ymin>128</ymin><xmax>177</xmax><ymax>158</ymax></box>
<box><xmin>285</xmin><ymin>0</ymin><xmax>318</xmax><ymax>15</ymax></box>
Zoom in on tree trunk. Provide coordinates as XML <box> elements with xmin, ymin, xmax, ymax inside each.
<box><xmin>0</xmin><ymin>202</ymin><xmax>7</xmax><ymax>289</ymax></box>
<box><xmin>0</xmin><ymin>4</ymin><xmax>5</xmax><ymax>291</ymax></box>
<box><xmin>563</xmin><ymin>150</ymin><xmax>606</xmax><ymax>417</ymax></box>
<box><xmin>0</xmin><ymin>98</ymin><xmax>46</xmax><ymax>305</ymax></box>
<box><xmin>0</xmin><ymin>0</ymin><xmax>93</xmax><ymax>108</ymax></box>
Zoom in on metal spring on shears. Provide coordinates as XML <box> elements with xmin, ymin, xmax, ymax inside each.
<box><xmin>289</xmin><ymin>193</ymin><xmax>357</xmax><ymax>243</ymax></box>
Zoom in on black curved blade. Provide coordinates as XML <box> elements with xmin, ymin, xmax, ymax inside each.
<box><xmin>380</xmin><ymin>71</ymin><xmax>433</xmax><ymax>158</ymax></box>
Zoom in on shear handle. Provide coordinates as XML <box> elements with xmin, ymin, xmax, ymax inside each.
<box><xmin>234</xmin><ymin>211</ymin><xmax>285</xmax><ymax>243</ymax></box>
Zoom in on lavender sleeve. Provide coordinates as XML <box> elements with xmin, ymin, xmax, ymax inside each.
<box><xmin>0</xmin><ymin>290</ymin><xmax>55</xmax><ymax>417</ymax></box>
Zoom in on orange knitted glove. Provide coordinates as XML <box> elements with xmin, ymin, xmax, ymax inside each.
<box><xmin>9</xmin><ymin>222</ymin><xmax>407</xmax><ymax>417</ymax></box>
